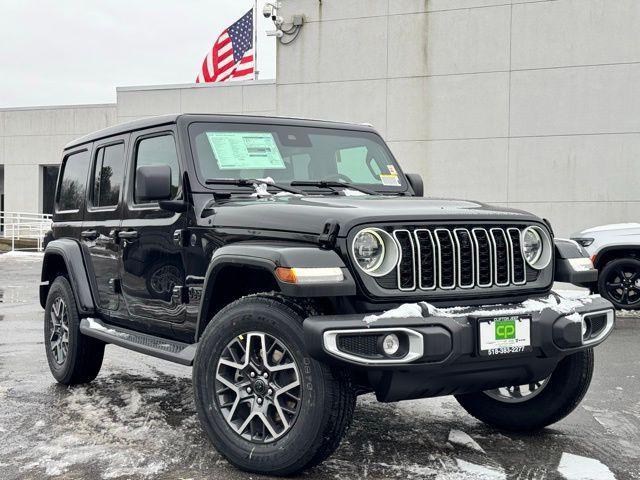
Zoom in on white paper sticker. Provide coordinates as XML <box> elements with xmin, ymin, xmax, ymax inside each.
<box><xmin>206</xmin><ymin>132</ymin><xmax>286</xmax><ymax>170</ymax></box>
<box><xmin>379</xmin><ymin>173</ymin><xmax>400</xmax><ymax>186</ymax></box>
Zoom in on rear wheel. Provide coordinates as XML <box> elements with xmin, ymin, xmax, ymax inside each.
<box><xmin>44</xmin><ymin>276</ymin><xmax>105</xmax><ymax>385</ymax></box>
<box><xmin>455</xmin><ymin>349</ymin><xmax>594</xmax><ymax>431</ymax></box>
<box><xmin>193</xmin><ymin>295</ymin><xmax>355</xmax><ymax>475</ymax></box>
<box><xmin>598</xmin><ymin>258</ymin><xmax>640</xmax><ymax>310</ymax></box>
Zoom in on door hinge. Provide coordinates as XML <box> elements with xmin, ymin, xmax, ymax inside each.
<box><xmin>318</xmin><ymin>219</ymin><xmax>340</xmax><ymax>250</ymax></box>
<box><xmin>173</xmin><ymin>229</ymin><xmax>189</xmax><ymax>247</ymax></box>
<box><xmin>108</xmin><ymin>278</ymin><xmax>121</xmax><ymax>294</ymax></box>
<box><xmin>172</xmin><ymin>285</ymin><xmax>190</xmax><ymax>304</ymax></box>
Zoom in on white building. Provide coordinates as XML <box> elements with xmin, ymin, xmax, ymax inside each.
<box><xmin>1</xmin><ymin>0</ymin><xmax>639</xmax><ymax>236</ymax></box>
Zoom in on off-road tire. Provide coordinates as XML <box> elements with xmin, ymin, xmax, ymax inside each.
<box><xmin>193</xmin><ymin>294</ymin><xmax>356</xmax><ymax>476</ymax></box>
<box><xmin>44</xmin><ymin>276</ymin><xmax>105</xmax><ymax>385</ymax></box>
<box><xmin>455</xmin><ymin>349</ymin><xmax>594</xmax><ymax>431</ymax></box>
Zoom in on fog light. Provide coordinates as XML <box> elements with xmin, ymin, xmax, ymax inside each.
<box><xmin>581</xmin><ymin>318</ymin><xmax>588</xmax><ymax>338</ymax></box>
<box><xmin>381</xmin><ymin>334</ymin><xmax>400</xmax><ymax>356</ymax></box>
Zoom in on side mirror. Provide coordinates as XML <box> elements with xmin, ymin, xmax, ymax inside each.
<box><xmin>405</xmin><ymin>173</ymin><xmax>424</xmax><ymax>197</ymax></box>
<box><xmin>136</xmin><ymin>165</ymin><xmax>172</xmax><ymax>202</ymax></box>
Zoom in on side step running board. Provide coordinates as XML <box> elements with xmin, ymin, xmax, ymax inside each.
<box><xmin>80</xmin><ymin>318</ymin><xmax>197</xmax><ymax>366</ymax></box>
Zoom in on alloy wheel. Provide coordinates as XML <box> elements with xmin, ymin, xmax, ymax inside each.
<box><xmin>604</xmin><ymin>264</ymin><xmax>640</xmax><ymax>307</ymax></box>
<box><xmin>49</xmin><ymin>297</ymin><xmax>70</xmax><ymax>365</ymax></box>
<box><xmin>484</xmin><ymin>377</ymin><xmax>550</xmax><ymax>404</ymax></box>
<box><xmin>215</xmin><ymin>332</ymin><xmax>302</xmax><ymax>443</ymax></box>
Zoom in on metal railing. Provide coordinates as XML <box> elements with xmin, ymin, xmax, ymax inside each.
<box><xmin>0</xmin><ymin>211</ymin><xmax>53</xmax><ymax>252</ymax></box>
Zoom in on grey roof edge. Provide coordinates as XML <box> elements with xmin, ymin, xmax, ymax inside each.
<box><xmin>116</xmin><ymin>79</ymin><xmax>275</xmax><ymax>92</ymax></box>
<box><xmin>64</xmin><ymin>113</ymin><xmax>378</xmax><ymax>150</ymax></box>
<box><xmin>0</xmin><ymin>103</ymin><xmax>116</xmax><ymax>112</ymax></box>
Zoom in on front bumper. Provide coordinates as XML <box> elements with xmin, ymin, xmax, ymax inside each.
<box><xmin>303</xmin><ymin>294</ymin><xmax>615</xmax><ymax>401</ymax></box>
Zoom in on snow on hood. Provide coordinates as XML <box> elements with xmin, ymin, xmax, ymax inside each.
<box><xmin>362</xmin><ymin>291</ymin><xmax>599</xmax><ymax>325</ymax></box>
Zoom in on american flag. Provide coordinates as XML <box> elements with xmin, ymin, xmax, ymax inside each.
<box><xmin>196</xmin><ymin>8</ymin><xmax>255</xmax><ymax>83</ymax></box>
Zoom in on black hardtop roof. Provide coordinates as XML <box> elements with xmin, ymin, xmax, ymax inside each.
<box><xmin>64</xmin><ymin>113</ymin><xmax>377</xmax><ymax>150</ymax></box>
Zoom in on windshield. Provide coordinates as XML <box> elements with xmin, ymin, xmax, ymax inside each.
<box><xmin>188</xmin><ymin>122</ymin><xmax>408</xmax><ymax>193</ymax></box>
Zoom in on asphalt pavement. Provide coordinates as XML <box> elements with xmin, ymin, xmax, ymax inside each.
<box><xmin>1</xmin><ymin>252</ymin><xmax>639</xmax><ymax>480</ymax></box>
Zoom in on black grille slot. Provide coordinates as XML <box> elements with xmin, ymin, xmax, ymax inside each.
<box><xmin>454</xmin><ymin>229</ymin><xmax>474</xmax><ymax>288</ymax></box>
<box><xmin>587</xmin><ymin>314</ymin><xmax>607</xmax><ymax>337</ymax></box>
<box><xmin>435</xmin><ymin>229</ymin><xmax>456</xmax><ymax>289</ymax></box>
<box><xmin>508</xmin><ymin>228</ymin><xmax>526</xmax><ymax>284</ymax></box>
<box><xmin>491</xmin><ymin>229</ymin><xmax>510</xmax><ymax>285</ymax></box>
<box><xmin>337</xmin><ymin>334</ymin><xmax>381</xmax><ymax>358</ymax></box>
<box><xmin>415</xmin><ymin>229</ymin><xmax>436</xmax><ymax>289</ymax></box>
<box><xmin>394</xmin><ymin>230</ymin><xmax>415</xmax><ymax>290</ymax></box>
<box><xmin>473</xmin><ymin>229</ymin><xmax>492</xmax><ymax>287</ymax></box>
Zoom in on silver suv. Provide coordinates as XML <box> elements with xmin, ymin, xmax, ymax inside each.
<box><xmin>572</xmin><ymin>223</ymin><xmax>640</xmax><ymax>310</ymax></box>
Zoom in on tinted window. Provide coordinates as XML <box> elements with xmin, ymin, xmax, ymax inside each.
<box><xmin>135</xmin><ymin>135</ymin><xmax>180</xmax><ymax>203</ymax></box>
<box><xmin>337</xmin><ymin>146</ymin><xmax>381</xmax><ymax>183</ymax></box>
<box><xmin>92</xmin><ymin>143</ymin><xmax>125</xmax><ymax>208</ymax></box>
<box><xmin>57</xmin><ymin>150</ymin><xmax>90</xmax><ymax>211</ymax></box>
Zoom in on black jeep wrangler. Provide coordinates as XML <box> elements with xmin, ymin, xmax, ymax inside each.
<box><xmin>41</xmin><ymin>114</ymin><xmax>614</xmax><ymax>475</ymax></box>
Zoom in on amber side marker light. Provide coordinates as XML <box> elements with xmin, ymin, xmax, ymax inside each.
<box><xmin>275</xmin><ymin>267</ymin><xmax>344</xmax><ymax>284</ymax></box>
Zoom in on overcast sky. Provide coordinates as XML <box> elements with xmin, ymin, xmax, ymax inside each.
<box><xmin>0</xmin><ymin>0</ymin><xmax>276</xmax><ymax>108</ymax></box>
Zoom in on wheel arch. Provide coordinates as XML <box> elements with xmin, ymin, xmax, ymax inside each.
<box><xmin>195</xmin><ymin>242</ymin><xmax>356</xmax><ymax>341</ymax></box>
<box><xmin>593</xmin><ymin>245</ymin><xmax>640</xmax><ymax>270</ymax></box>
<box><xmin>40</xmin><ymin>239</ymin><xmax>96</xmax><ymax>314</ymax></box>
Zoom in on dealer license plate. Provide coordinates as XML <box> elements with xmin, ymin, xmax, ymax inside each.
<box><xmin>478</xmin><ymin>315</ymin><xmax>532</xmax><ymax>356</ymax></box>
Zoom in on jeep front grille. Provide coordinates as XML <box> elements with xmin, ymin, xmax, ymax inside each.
<box><xmin>376</xmin><ymin>226</ymin><xmax>535</xmax><ymax>292</ymax></box>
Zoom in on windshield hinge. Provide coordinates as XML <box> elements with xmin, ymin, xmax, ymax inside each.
<box><xmin>318</xmin><ymin>219</ymin><xmax>340</xmax><ymax>250</ymax></box>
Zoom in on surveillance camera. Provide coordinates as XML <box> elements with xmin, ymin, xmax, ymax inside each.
<box><xmin>262</xmin><ymin>4</ymin><xmax>274</xmax><ymax>18</ymax></box>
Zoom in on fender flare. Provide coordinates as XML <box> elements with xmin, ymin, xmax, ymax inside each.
<box><xmin>40</xmin><ymin>239</ymin><xmax>96</xmax><ymax>314</ymax></box>
<box><xmin>195</xmin><ymin>242</ymin><xmax>356</xmax><ymax>341</ymax></box>
<box><xmin>592</xmin><ymin>244</ymin><xmax>640</xmax><ymax>268</ymax></box>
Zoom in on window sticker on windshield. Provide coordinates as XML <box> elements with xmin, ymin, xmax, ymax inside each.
<box><xmin>387</xmin><ymin>165</ymin><xmax>397</xmax><ymax>175</ymax></box>
<box><xmin>380</xmin><ymin>173</ymin><xmax>400</xmax><ymax>186</ymax></box>
<box><xmin>206</xmin><ymin>132</ymin><xmax>286</xmax><ymax>170</ymax></box>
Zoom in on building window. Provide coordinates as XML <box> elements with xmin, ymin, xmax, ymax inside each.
<box><xmin>42</xmin><ymin>166</ymin><xmax>60</xmax><ymax>215</ymax></box>
<box><xmin>57</xmin><ymin>150</ymin><xmax>90</xmax><ymax>212</ymax></box>
<box><xmin>92</xmin><ymin>143</ymin><xmax>125</xmax><ymax>208</ymax></box>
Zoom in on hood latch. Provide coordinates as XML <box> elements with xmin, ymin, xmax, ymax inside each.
<box><xmin>318</xmin><ymin>219</ymin><xmax>340</xmax><ymax>250</ymax></box>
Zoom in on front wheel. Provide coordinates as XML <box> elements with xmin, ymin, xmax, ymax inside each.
<box><xmin>193</xmin><ymin>295</ymin><xmax>355</xmax><ymax>476</ymax></box>
<box><xmin>455</xmin><ymin>349</ymin><xmax>594</xmax><ymax>431</ymax></box>
<box><xmin>598</xmin><ymin>258</ymin><xmax>640</xmax><ymax>310</ymax></box>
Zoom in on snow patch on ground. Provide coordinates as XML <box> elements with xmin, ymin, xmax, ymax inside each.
<box><xmin>0</xmin><ymin>251</ymin><xmax>44</xmax><ymax>261</ymax></box>
<box><xmin>448</xmin><ymin>429</ymin><xmax>485</xmax><ymax>453</ymax></box>
<box><xmin>557</xmin><ymin>452</ymin><xmax>615</xmax><ymax>480</ymax></box>
<box><xmin>455</xmin><ymin>459</ymin><xmax>506</xmax><ymax>479</ymax></box>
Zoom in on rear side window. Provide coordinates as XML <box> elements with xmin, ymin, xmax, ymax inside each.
<box><xmin>57</xmin><ymin>150</ymin><xmax>90</xmax><ymax>212</ymax></box>
<box><xmin>134</xmin><ymin>135</ymin><xmax>180</xmax><ymax>204</ymax></box>
<box><xmin>92</xmin><ymin>143</ymin><xmax>125</xmax><ymax>208</ymax></box>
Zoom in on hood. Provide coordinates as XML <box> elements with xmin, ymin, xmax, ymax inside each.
<box><xmin>194</xmin><ymin>194</ymin><xmax>543</xmax><ymax>236</ymax></box>
<box><xmin>574</xmin><ymin>223</ymin><xmax>640</xmax><ymax>237</ymax></box>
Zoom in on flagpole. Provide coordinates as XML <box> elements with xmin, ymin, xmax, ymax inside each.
<box><xmin>253</xmin><ymin>0</ymin><xmax>259</xmax><ymax>80</ymax></box>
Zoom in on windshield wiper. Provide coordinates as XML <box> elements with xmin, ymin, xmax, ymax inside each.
<box><xmin>205</xmin><ymin>178</ymin><xmax>305</xmax><ymax>195</ymax></box>
<box><xmin>290</xmin><ymin>180</ymin><xmax>377</xmax><ymax>195</ymax></box>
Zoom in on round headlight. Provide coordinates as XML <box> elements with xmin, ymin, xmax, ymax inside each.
<box><xmin>353</xmin><ymin>229</ymin><xmax>385</xmax><ymax>271</ymax></box>
<box><xmin>522</xmin><ymin>227</ymin><xmax>543</xmax><ymax>265</ymax></box>
<box><xmin>351</xmin><ymin>228</ymin><xmax>399</xmax><ymax>277</ymax></box>
<box><xmin>521</xmin><ymin>226</ymin><xmax>552</xmax><ymax>270</ymax></box>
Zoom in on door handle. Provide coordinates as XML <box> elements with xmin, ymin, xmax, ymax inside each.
<box><xmin>81</xmin><ymin>229</ymin><xmax>98</xmax><ymax>240</ymax></box>
<box><xmin>118</xmin><ymin>230</ymin><xmax>139</xmax><ymax>240</ymax></box>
